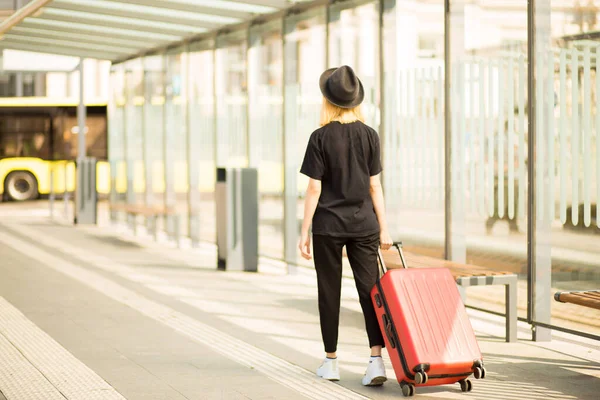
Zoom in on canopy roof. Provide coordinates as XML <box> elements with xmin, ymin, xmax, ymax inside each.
<box><xmin>0</xmin><ymin>0</ymin><xmax>294</xmax><ymax>62</ymax></box>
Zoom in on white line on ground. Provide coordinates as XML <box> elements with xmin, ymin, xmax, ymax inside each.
<box><xmin>0</xmin><ymin>315</ymin><xmax>66</xmax><ymax>400</ymax></box>
<box><xmin>0</xmin><ymin>229</ymin><xmax>369</xmax><ymax>400</ymax></box>
<box><xmin>0</xmin><ymin>297</ymin><xmax>125</xmax><ymax>400</ymax></box>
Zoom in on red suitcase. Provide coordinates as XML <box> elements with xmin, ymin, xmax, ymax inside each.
<box><xmin>371</xmin><ymin>242</ymin><xmax>486</xmax><ymax>397</ymax></box>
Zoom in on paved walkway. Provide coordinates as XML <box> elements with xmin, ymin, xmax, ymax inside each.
<box><xmin>0</xmin><ymin>204</ymin><xmax>599</xmax><ymax>399</ymax></box>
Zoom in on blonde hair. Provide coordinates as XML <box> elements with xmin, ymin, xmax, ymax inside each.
<box><xmin>319</xmin><ymin>97</ymin><xmax>364</xmax><ymax>126</ymax></box>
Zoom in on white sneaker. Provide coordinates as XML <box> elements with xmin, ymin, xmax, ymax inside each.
<box><xmin>316</xmin><ymin>358</ymin><xmax>340</xmax><ymax>381</ymax></box>
<box><xmin>362</xmin><ymin>356</ymin><xmax>387</xmax><ymax>386</ymax></box>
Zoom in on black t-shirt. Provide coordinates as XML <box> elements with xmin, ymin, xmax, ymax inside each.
<box><xmin>300</xmin><ymin>120</ymin><xmax>382</xmax><ymax>237</ymax></box>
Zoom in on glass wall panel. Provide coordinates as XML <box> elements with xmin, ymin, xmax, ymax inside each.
<box><xmin>68</xmin><ymin>59</ymin><xmax>111</xmax><ymax>102</ymax></box>
<box><xmin>328</xmin><ymin>0</ymin><xmax>380</xmax><ymax>128</ymax></box>
<box><xmin>384</xmin><ymin>2</ymin><xmax>446</xmax><ymax>258</ymax></box>
<box><xmin>249</xmin><ymin>21</ymin><xmax>284</xmax><ymax>259</ymax></box>
<box><xmin>533</xmin><ymin>0</ymin><xmax>600</xmax><ymax>337</ymax></box>
<box><xmin>144</xmin><ymin>55</ymin><xmax>166</xmax><ymax>214</ymax></box>
<box><xmin>215</xmin><ymin>31</ymin><xmax>248</xmax><ymax>167</ymax></box>
<box><xmin>108</xmin><ymin>64</ymin><xmax>127</xmax><ymax>211</ymax></box>
<box><xmin>188</xmin><ymin>42</ymin><xmax>216</xmax><ymax>244</ymax></box>
<box><xmin>165</xmin><ymin>50</ymin><xmax>189</xmax><ymax>238</ymax></box>
<box><xmin>284</xmin><ymin>8</ymin><xmax>327</xmax><ymax>265</ymax></box>
<box><xmin>124</xmin><ymin>59</ymin><xmax>145</xmax><ymax>209</ymax></box>
<box><xmin>450</xmin><ymin>0</ymin><xmax>528</xmax><ymax>318</ymax></box>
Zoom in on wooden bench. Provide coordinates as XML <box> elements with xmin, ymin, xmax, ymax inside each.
<box><xmin>381</xmin><ymin>248</ymin><xmax>518</xmax><ymax>343</ymax></box>
<box><xmin>109</xmin><ymin>202</ymin><xmax>180</xmax><ymax>246</ymax></box>
<box><xmin>554</xmin><ymin>290</ymin><xmax>600</xmax><ymax>311</ymax></box>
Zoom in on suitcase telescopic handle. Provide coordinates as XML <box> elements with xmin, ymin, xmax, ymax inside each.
<box><xmin>393</xmin><ymin>242</ymin><xmax>408</xmax><ymax>269</ymax></box>
<box><xmin>377</xmin><ymin>241</ymin><xmax>408</xmax><ymax>279</ymax></box>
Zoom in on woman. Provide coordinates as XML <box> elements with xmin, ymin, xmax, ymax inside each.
<box><xmin>298</xmin><ymin>65</ymin><xmax>393</xmax><ymax>386</ymax></box>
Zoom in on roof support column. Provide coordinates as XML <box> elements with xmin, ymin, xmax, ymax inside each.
<box><xmin>15</xmin><ymin>72</ymin><xmax>23</xmax><ymax>97</ymax></box>
<box><xmin>75</xmin><ymin>58</ymin><xmax>97</xmax><ymax>225</ymax></box>
<box><xmin>78</xmin><ymin>58</ymin><xmax>87</xmax><ymax>161</ymax></box>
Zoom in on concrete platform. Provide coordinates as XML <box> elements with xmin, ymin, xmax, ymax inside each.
<box><xmin>0</xmin><ymin>205</ymin><xmax>598</xmax><ymax>399</ymax></box>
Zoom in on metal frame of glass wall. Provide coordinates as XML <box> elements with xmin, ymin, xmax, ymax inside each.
<box><xmin>108</xmin><ymin>0</ymin><xmax>600</xmax><ymax>341</ymax></box>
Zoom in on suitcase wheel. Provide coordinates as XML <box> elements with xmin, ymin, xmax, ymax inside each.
<box><xmin>414</xmin><ymin>371</ymin><xmax>428</xmax><ymax>385</ymax></box>
<box><xmin>459</xmin><ymin>379</ymin><xmax>473</xmax><ymax>392</ymax></box>
<box><xmin>401</xmin><ymin>383</ymin><xmax>415</xmax><ymax>397</ymax></box>
<box><xmin>473</xmin><ymin>366</ymin><xmax>486</xmax><ymax>379</ymax></box>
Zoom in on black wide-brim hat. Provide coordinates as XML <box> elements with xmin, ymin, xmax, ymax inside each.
<box><xmin>319</xmin><ymin>65</ymin><xmax>364</xmax><ymax>109</ymax></box>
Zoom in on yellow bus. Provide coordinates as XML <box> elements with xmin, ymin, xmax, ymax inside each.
<box><xmin>0</xmin><ymin>98</ymin><xmax>109</xmax><ymax>201</ymax></box>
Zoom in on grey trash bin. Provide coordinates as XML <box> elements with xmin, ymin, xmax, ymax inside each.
<box><xmin>215</xmin><ymin>167</ymin><xmax>258</xmax><ymax>272</ymax></box>
<box><xmin>74</xmin><ymin>157</ymin><xmax>97</xmax><ymax>225</ymax></box>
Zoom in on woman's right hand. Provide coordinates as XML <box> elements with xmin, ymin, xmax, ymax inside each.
<box><xmin>299</xmin><ymin>231</ymin><xmax>312</xmax><ymax>260</ymax></box>
<box><xmin>380</xmin><ymin>230</ymin><xmax>393</xmax><ymax>251</ymax></box>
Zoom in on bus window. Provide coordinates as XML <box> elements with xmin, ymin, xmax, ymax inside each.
<box><xmin>60</xmin><ymin>108</ymin><xmax>107</xmax><ymax>161</ymax></box>
<box><xmin>0</xmin><ymin>105</ymin><xmax>107</xmax><ymax>162</ymax></box>
<box><xmin>0</xmin><ymin>115</ymin><xmax>51</xmax><ymax>159</ymax></box>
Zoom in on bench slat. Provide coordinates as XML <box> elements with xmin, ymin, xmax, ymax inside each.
<box><xmin>109</xmin><ymin>203</ymin><xmax>177</xmax><ymax>216</ymax></box>
<box><xmin>554</xmin><ymin>290</ymin><xmax>600</xmax><ymax>311</ymax></box>
<box><xmin>576</xmin><ymin>293</ymin><xmax>600</xmax><ymax>301</ymax></box>
<box><xmin>381</xmin><ymin>250</ymin><xmax>513</xmax><ymax>280</ymax></box>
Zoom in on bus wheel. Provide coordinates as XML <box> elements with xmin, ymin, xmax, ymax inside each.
<box><xmin>5</xmin><ymin>171</ymin><xmax>39</xmax><ymax>201</ymax></box>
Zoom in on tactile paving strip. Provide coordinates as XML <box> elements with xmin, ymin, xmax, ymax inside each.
<box><xmin>0</xmin><ymin>298</ymin><xmax>126</xmax><ymax>400</ymax></box>
<box><xmin>0</xmin><ymin>226</ymin><xmax>369</xmax><ymax>400</ymax></box>
<box><xmin>0</xmin><ymin>329</ymin><xmax>65</xmax><ymax>400</ymax></box>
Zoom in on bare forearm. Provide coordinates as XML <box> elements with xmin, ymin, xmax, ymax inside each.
<box><xmin>302</xmin><ymin>190</ymin><xmax>321</xmax><ymax>234</ymax></box>
<box><xmin>370</xmin><ymin>184</ymin><xmax>388</xmax><ymax>232</ymax></box>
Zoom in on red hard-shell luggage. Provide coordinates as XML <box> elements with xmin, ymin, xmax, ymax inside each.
<box><xmin>371</xmin><ymin>242</ymin><xmax>486</xmax><ymax>397</ymax></box>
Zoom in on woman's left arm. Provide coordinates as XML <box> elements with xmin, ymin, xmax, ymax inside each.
<box><xmin>299</xmin><ymin>178</ymin><xmax>322</xmax><ymax>260</ymax></box>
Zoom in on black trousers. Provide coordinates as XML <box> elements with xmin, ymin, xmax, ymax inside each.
<box><xmin>313</xmin><ymin>232</ymin><xmax>385</xmax><ymax>353</ymax></box>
